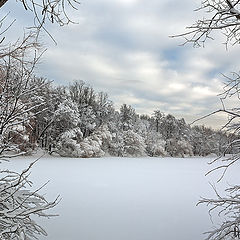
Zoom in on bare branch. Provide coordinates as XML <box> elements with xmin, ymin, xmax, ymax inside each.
<box><xmin>171</xmin><ymin>0</ymin><xmax>240</xmax><ymax>47</ymax></box>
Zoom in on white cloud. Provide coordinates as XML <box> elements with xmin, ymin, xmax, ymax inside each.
<box><xmin>113</xmin><ymin>0</ymin><xmax>139</xmax><ymax>5</ymax></box>
<box><xmin>192</xmin><ymin>86</ymin><xmax>218</xmax><ymax>99</ymax></box>
<box><xmin>167</xmin><ymin>83</ymin><xmax>186</xmax><ymax>92</ymax></box>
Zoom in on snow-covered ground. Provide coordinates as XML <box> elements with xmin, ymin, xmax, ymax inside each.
<box><xmin>1</xmin><ymin>155</ymin><xmax>239</xmax><ymax>240</ymax></box>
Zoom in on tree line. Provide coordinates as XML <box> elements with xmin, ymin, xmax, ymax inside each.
<box><xmin>0</xmin><ymin>65</ymin><xmax>235</xmax><ymax>159</ymax></box>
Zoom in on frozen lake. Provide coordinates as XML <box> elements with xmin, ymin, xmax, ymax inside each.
<box><xmin>1</xmin><ymin>155</ymin><xmax>238</xmax><ymax>240</ymax></box>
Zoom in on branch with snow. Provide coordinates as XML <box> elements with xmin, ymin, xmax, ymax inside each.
<box><xmin>198</xmin><ymin>183</ymin><xmax>240</xmax><ymax>239</ymax></box>
<box><xmin>171</xmin><ymin>0</ymin><xmax>240</xmax><ymax>47</ymax></box>
<box><xmin>0</xmin><ymin>160</ymin><xmax>59</xmax><ymax>239</ymax></box>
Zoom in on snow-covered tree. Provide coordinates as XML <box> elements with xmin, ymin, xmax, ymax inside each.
<box><xmin>56</xmin><ymin>127</ymin><xmax>83</xmax><ymax>157</ymax></box>
<box><xmin>122</xmin><ymin>130</ymin><xmax>146</xmax><ymax>157</ymax></box>
<box><xmin>191</xmin><ymin>126</ymin><xmax>215</xmax><ymax>156</ymax></box>
<box><xmin>152</xmin><ymin>110</ymin><xmax>164</xmax><ymax>133</ymax></box>
<box><xmin>0</xmin><ymin>55</ymin><xmax>59</xmax><ymax>239</ymax></box>
<box><xmin>79</xmin><ymin>125</ymin><xmax>112</xmax><ymax>158</ymax></box>
<box><xmin>159</xmin><ymin>114</ymin><xmax>184</xmax><ymax>141</ymax></box>
<box><xmin>107</xmin><ymin>131</ymin><xmax>124</xmax><ymax>157</ymax></box>
<box><xmin>0</xmin><ymin>0</ymin><xmax>79</xmax><ymax>236</ymax></box>
<box><xmin>145</xmin><ymin>132</ymin><xmax>166</xmax><ymax>157</ymax></box>
<box><xmin>54</xmin><ymin>99</ymin><xmax>80</xmax><ymax>134</ymax></box>
<box><xmin>0</xmin><ymin>57</ymin><xmax>49</xmax><ymax>156</ymax></box>
<box><xmin>175</xmin><ymin>1</ymin><xmax>240</xmax><ymax>238</ymax></box>
<box><xmin>68</xmin><ymin>81</ymin><xmax>114</xmax><ymax>138</ymax></box>
<box><xmin>57</xmin><ymin>125</ymin><xmax>112</xmax><ymax>158</ymax></box>
<box><xmin>94</xmin><ymin>92</ymin><xmax>114</xmax><ymax>128</ymax></box>
<box><xmin>120</xmin><ymin>104</ymin><xmax>137</xmax><ymax>131</ymax></box>
<box><xmin>165</xmin><ymin>138</ymin><xmax>193</xmax><ymax>157</ymax></box>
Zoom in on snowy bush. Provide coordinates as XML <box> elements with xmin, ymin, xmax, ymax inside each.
<box><xmin>122</xmin><ymin>130</ymin><xmax>146</xmax><ymax>157</ymax></box>
<box><xmin>57</xmin><ymin>126</ymin><xmax>112</xmax><ymax>158</ymax></box>
<box><xmin>146</xmin><ymin>139</ymin><xmax>166</xmax><ymax>157</ymax></box>
<box><xmin>145</xmin><ymin>132</ymin><xmax>167</xmax><ymax>157</ymax></box>
<box><xmin>165</xmin><ymin>138</ymin><xmax>193</xmax><ymax>157</ymax></box>
<box><xmin>56</xmin><ymin>127</ymin><xmax>83</xmax><ymax>157</ymax></box>
<box><xmin>79</xmin><ymin>138</ymin><xmax>105</xmax><ymax>158</ymax></box>
<box><xmin>78</xmin><ymin>126</ymin><xmax>112</xmax><ymax>158</ymax></box>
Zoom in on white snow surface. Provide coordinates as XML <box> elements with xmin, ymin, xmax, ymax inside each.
<box><xmin>1</xmin><ymin>155</ymin><xmax>239</xmax><ymax>240</ymax></box>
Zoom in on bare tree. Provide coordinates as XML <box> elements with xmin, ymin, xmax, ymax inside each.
<box><xmin>0</xmin><ymin>40</ymin><xmax>61</xmax><ymax>238</ymax></box>
<box><xmin>0</xmin><ymin>37</ymin><xmax>50</xmax><ymax>155</ymax></box>
<box><xmin>0</xmin><ymin>0</ymin><xmax>80</xmax><ymax>238</ymax></box>
<box><xmin>174</xmin><ymin>1</ymin><xmax>240</xmax><ymax>239</ymax></box>
<box><xmin>0</xmin><ymin>0</ymin><xmax>79</xmax><ymax>28</ymax></box>
<box><xmin>172</xmin><ymin>0</ymin><xmax>240</xmax><ymax>47</ymax></box>
<box><xmin>196</xmin><ymin>73</ymin><xmax>240</xmax><ymax>240</ymax></box>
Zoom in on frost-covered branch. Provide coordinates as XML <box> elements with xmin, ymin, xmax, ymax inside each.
<box><xmin>171</xmin><ymin>0</ymin><xmax>240</xmax><ymax>47</ymax></box>
<box><xmin>194</xmin><ymin>72</ymin><xmax>240</xmax><ymax>239</ymax></box>
<box><xmin>0</xmin><ymin>160</ymin><xmax>59</xmax><ymax>239</ymax></box>
<box><xmin>0</xmin><ymin>45</ymin><xmax>51</xmax><ymax>156</ymax></box>
<box><xmin>0</xmin><ymin>0</ymin><xmax>79</xmax><ymax>44</ymax></box>
<box><xmin>198</xmin><ymin>183</ymin><xmax>240</xmax><ymax>239</ymax></box>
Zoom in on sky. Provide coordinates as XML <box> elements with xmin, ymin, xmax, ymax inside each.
<box><xmin>2</xmin><ymin>0</ymin><xmax>240</xmax><ymax>128</ymax></box>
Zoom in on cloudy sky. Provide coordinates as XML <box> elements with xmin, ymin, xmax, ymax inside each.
<box><xmin>3</xmin><ymin>0</ymin><xmax>240</xmax><ymax>128</ymax></box>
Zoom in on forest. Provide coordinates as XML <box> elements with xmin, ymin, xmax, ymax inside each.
<box><xmin>0</xmin><ymin>65</ymin><xmax>235</xmax><ymax>159</ymax></box>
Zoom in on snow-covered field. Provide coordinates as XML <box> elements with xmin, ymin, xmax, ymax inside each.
<box><xmin>2</xmin><ymin>155</ymin><xmax>239</xmax><ymax>240</ymax></box>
